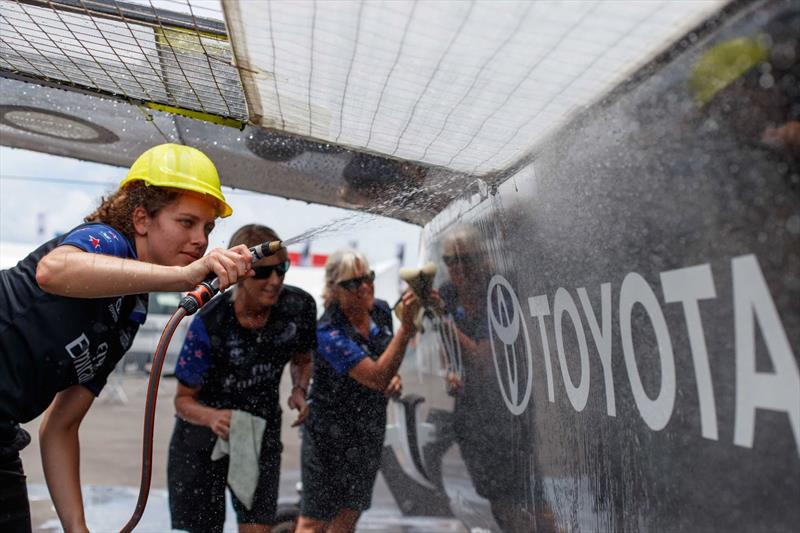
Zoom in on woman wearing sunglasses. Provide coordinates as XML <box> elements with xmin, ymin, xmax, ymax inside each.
<box><xmin>167</xmin><ymin>224</ymin><xmax>317</xmax><ymax>533</ymax></box>
<box><xmin>295</xmin><ymin>249</ymin><xmax>418</xmax><ymax>533</ymax></box>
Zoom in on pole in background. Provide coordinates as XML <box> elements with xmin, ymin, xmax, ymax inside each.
<box><xmin>301</xmin><ymin>240</ymin><xmax>312</xmax><ymax>266</ymax></box>
<box><xmin>37</xmin><ymin>212</ymin><xmax>46</xmax><ymax>241</ymax></box>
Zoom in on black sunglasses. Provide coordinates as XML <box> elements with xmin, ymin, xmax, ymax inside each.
<box><xmin>252</xmin><ymin>261</ymin><xmax>290</xmax><ymax>279</ymax></box>
<box><xmin>337</xmin><ymin>271</ymin><xmax>375</xmax><ymax>291</ymax></box>
<box><xmin>442</xmin><ymin>254</ymin><xmax>475</xmax><ymax>267</ymax></box>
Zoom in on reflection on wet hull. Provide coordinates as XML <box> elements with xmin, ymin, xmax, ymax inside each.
<box><xmin>390</xmin><ymin>3</ymin><xmax>800</xmax><ymax>531</ymax></box>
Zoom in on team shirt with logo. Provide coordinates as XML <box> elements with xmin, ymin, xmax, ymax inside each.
<box><xmin>173</xmin><ymin>286</ymin><xmax>317</xmax><ymax>434</ymax></box>
<box><xmin>307</xmin><ymin>300</ymin><xmax>394</xmax><ymax>442</ymax></box>
<box><xmin>0</xmin><ymin>224</ymin><xmax>147</xmax><ymax>423</ymax></box>
<box><xmin>299</xmin><ymin>300</ymin><xmax>394</xmax><ymax>518</ymax></box>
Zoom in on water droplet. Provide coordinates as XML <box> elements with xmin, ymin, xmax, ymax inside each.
<box><xmin>787</xmin><ymin>215</ymin><xmax>800</xmax><ymax>235</ymax></box>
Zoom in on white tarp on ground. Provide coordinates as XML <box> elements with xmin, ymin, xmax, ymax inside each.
<box><xmin>224</xmin><ymin>0</ymin><xmax>726</xmax><ymax>175</ymax></box>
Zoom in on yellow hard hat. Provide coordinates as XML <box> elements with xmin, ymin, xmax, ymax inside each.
<box><xmin>120</xmin><ymin>143</ymin><xmax>233</xmax><ymax>217</ymax></box>
<box><xmin>689</xmin><ymin>37</ymin><xmax>769</xmax><ymax>107</ymax></box>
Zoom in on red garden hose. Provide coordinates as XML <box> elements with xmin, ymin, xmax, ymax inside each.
<box><xmin>120</xmin><ymin>240</ymin><xmax>284</xmax><ymax>531</ymax></box>
<box><xmin>120</xmin><ymin>306</ymin><xmax>187</xmax><ymax>533</ymax></box>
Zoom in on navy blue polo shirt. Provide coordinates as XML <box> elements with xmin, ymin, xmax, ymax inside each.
<box><xmin>0</xmin><ymin>224</ymin><xmax>147</xmax><ymax>423</ymax></box>
<box><xmin>174</xmin><ymin>286</ymin><xmax>317</xmax><ymax>433</ymax></box>
<box><xmin>307</xmin><ymin>300</ymin><xmax>394</xmax><ymax>442</ymax></box>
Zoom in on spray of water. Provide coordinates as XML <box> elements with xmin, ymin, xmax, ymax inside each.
<box><xmin>279</xmin><ymin>170</ymin><xmax>484</xmax><ymax>249</ymax></box>
<box><xmin>280</xmin><ymin>211</ymin><xmax>378</xmax><ymax>247</ymax></box>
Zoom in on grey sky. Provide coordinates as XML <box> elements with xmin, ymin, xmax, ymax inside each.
<box><xmin>0</xmin><ymin>146</ymin><xmax>421</xmax><ymax>266</ymax></box>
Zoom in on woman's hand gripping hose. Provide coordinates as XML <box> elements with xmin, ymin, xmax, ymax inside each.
<box><xmin>179</xmin><ymin>240</ymin><xmax>284</xmax><ymax>315</ymax></box>
<box><xmin>120</xmin><ymin>240</ymin><xmax>284</xmax><ymax>532</ymax></box>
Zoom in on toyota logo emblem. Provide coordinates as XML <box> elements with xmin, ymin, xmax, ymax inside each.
<box><xmin>487</xmin><ymin>274</ymin><xmax>534</xmax><ymax>415</ymax></box>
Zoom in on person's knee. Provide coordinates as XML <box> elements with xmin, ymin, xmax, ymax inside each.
<box><xmin>294</xmin><ymin>516</ymin><xmax>325</xmax><ymax>533</ymax></box>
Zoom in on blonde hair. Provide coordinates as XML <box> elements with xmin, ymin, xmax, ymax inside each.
<box><xmin>322</xmin><ymin>248</ymin><xmax>370</xmax><ymax>308</ymax></box>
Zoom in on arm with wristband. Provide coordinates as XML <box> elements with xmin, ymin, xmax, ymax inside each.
<box><xmin>288</xmin><ymin>351</ymin><xmax>312</xmax><ymax>427</ymax></box>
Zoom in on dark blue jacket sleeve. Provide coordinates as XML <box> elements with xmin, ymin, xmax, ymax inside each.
<box><xmin>59</xmin><ymin>224</ymin><xmax>136</xmax><ymax>258</ymax></box>
<box><xmin>174</xmin><ymin>317</ymin><xmax>212</xmax><ymax>388</ymax></box>
<box><xmin>316</xmin><ymin>326</ymin><xmax>367</xmax><ymax>375</ymax></box>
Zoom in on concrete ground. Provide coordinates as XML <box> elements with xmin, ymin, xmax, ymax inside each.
<box><xmin>20</xmin><ymin>368</ymin><xmax>463</xmax><ymax>532</ymax></box>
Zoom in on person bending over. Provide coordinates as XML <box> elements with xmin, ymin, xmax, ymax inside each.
<box><xmin>0</xmin><ymin>144</ymin><xmax>251</xmax><ymax>533</ymax></box>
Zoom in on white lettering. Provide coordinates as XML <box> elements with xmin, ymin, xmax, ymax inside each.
<box><xmin>75</xmin><ymin>357</ymin><xmax>94</xmax><ymax>383</ymax></box>
<box><xmin>108</xmin><ymin>298</ymin><xmax>122</xmax><ymax>323</ymax></box>
<box><xmin>554</xmin><ymin>288</ymin><xmax>590</xmax><ymax>412</ymax></box>
<box><xmin>528</xmin><ymin>295</ymin><xmax>554</xmax><ymax>402</ymax></box>
<box><xmin>577</xmin><ymin>284</ymin><xmax>615</xmax><ymax>416</ymax></box>
<box><xmin>95</xmin><ymin>342</ymin><xmax>108</xmax><ymax>369</ymax></box>
<box><xmin>65</xmin><ymin>333</ymin><xmax>89</xmax><ymax>359</ymax></box>
<box><xmin>620</xmin><ymin>273</ymin><xmax>676</xmax><ymax>431</ymax></box>
<box><xmin>732</xmin><ymin>255</ymin><xmax>800</xmax><ymax>456</ymax></box>
<box><xmin>484</xmin><ymin>253</ymin><xmax>796</xmax><ymax>457</ymax></box>
<box><xmin>66</xmin><ymin>333</ymin><xmax>94</xmax><ymax>383</ymax></box>
<box><xmin>661</xmin><ymin>264</ymin><xmax>718</xmax><ymax>440</ymax></box>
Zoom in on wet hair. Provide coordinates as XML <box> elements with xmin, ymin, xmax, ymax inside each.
<box><xmin>228</xmin><ymin>224</ymin><xmax>281</xmax><ymax>249</ymax></box>
<box><xmin>442</xmin><ymin>224</ymin><xmax>482</xmax><ymax>259</ymax></box>
<box><xmin>84</xmin><ymin>181</ymin><xmax>180</xmax><ymax>241</ymax></box>
<box><xmin>322</xmin><ymin>248</ymin><xmax>371</xmax><ymax>308</ymax></box>
<box><xmin>441</xmin><ymin>224</ymin><xmax>492</xmax><ymax>292</ymax></box>
<box><xmin>227</xmin><ymin>224</ymin><xmax>283</xmax><ymax>300</ymax></box>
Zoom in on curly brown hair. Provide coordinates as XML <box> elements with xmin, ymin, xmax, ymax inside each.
<box><xmin>84</xmin><ymin>181</ymin><xmax>180</xmax><ymax>240</ymax></box>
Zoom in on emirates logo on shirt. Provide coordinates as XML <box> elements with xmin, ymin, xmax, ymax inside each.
<box><xmin>65</xmin><ymin>333</ymin><xmax>109</xmax><ymax>383</ymax></box>
<box><xmin>108</xmin><ymin>297</ymin><xmax>122</xmax><ymax>323</ymax></box>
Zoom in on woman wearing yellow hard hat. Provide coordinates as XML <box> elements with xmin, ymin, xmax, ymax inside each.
<box><xmin>0</xmin><ymin>143</ymin><xmax>252</xmax><ymax>532</ymax></box>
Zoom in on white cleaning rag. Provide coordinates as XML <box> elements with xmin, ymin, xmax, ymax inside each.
<box><xmin>211</xmin><ymin>409</ymin><xmax>266</xmax><ymax>510</ymax></box>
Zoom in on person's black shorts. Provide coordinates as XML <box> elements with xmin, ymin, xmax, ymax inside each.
<box><xmin>167</xmin><ymin>418</ymin><xmax>282</xmax><ymax>532</ymax></box>
<box><xmin>0</xmin><ymin>422</ymin><xmax>32</xmax><ymax>533</ymax></box>
<box><xmin>299</xmin><ymin>425</ymin><xmax>383</xmax><ymax>521</ymax></box>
